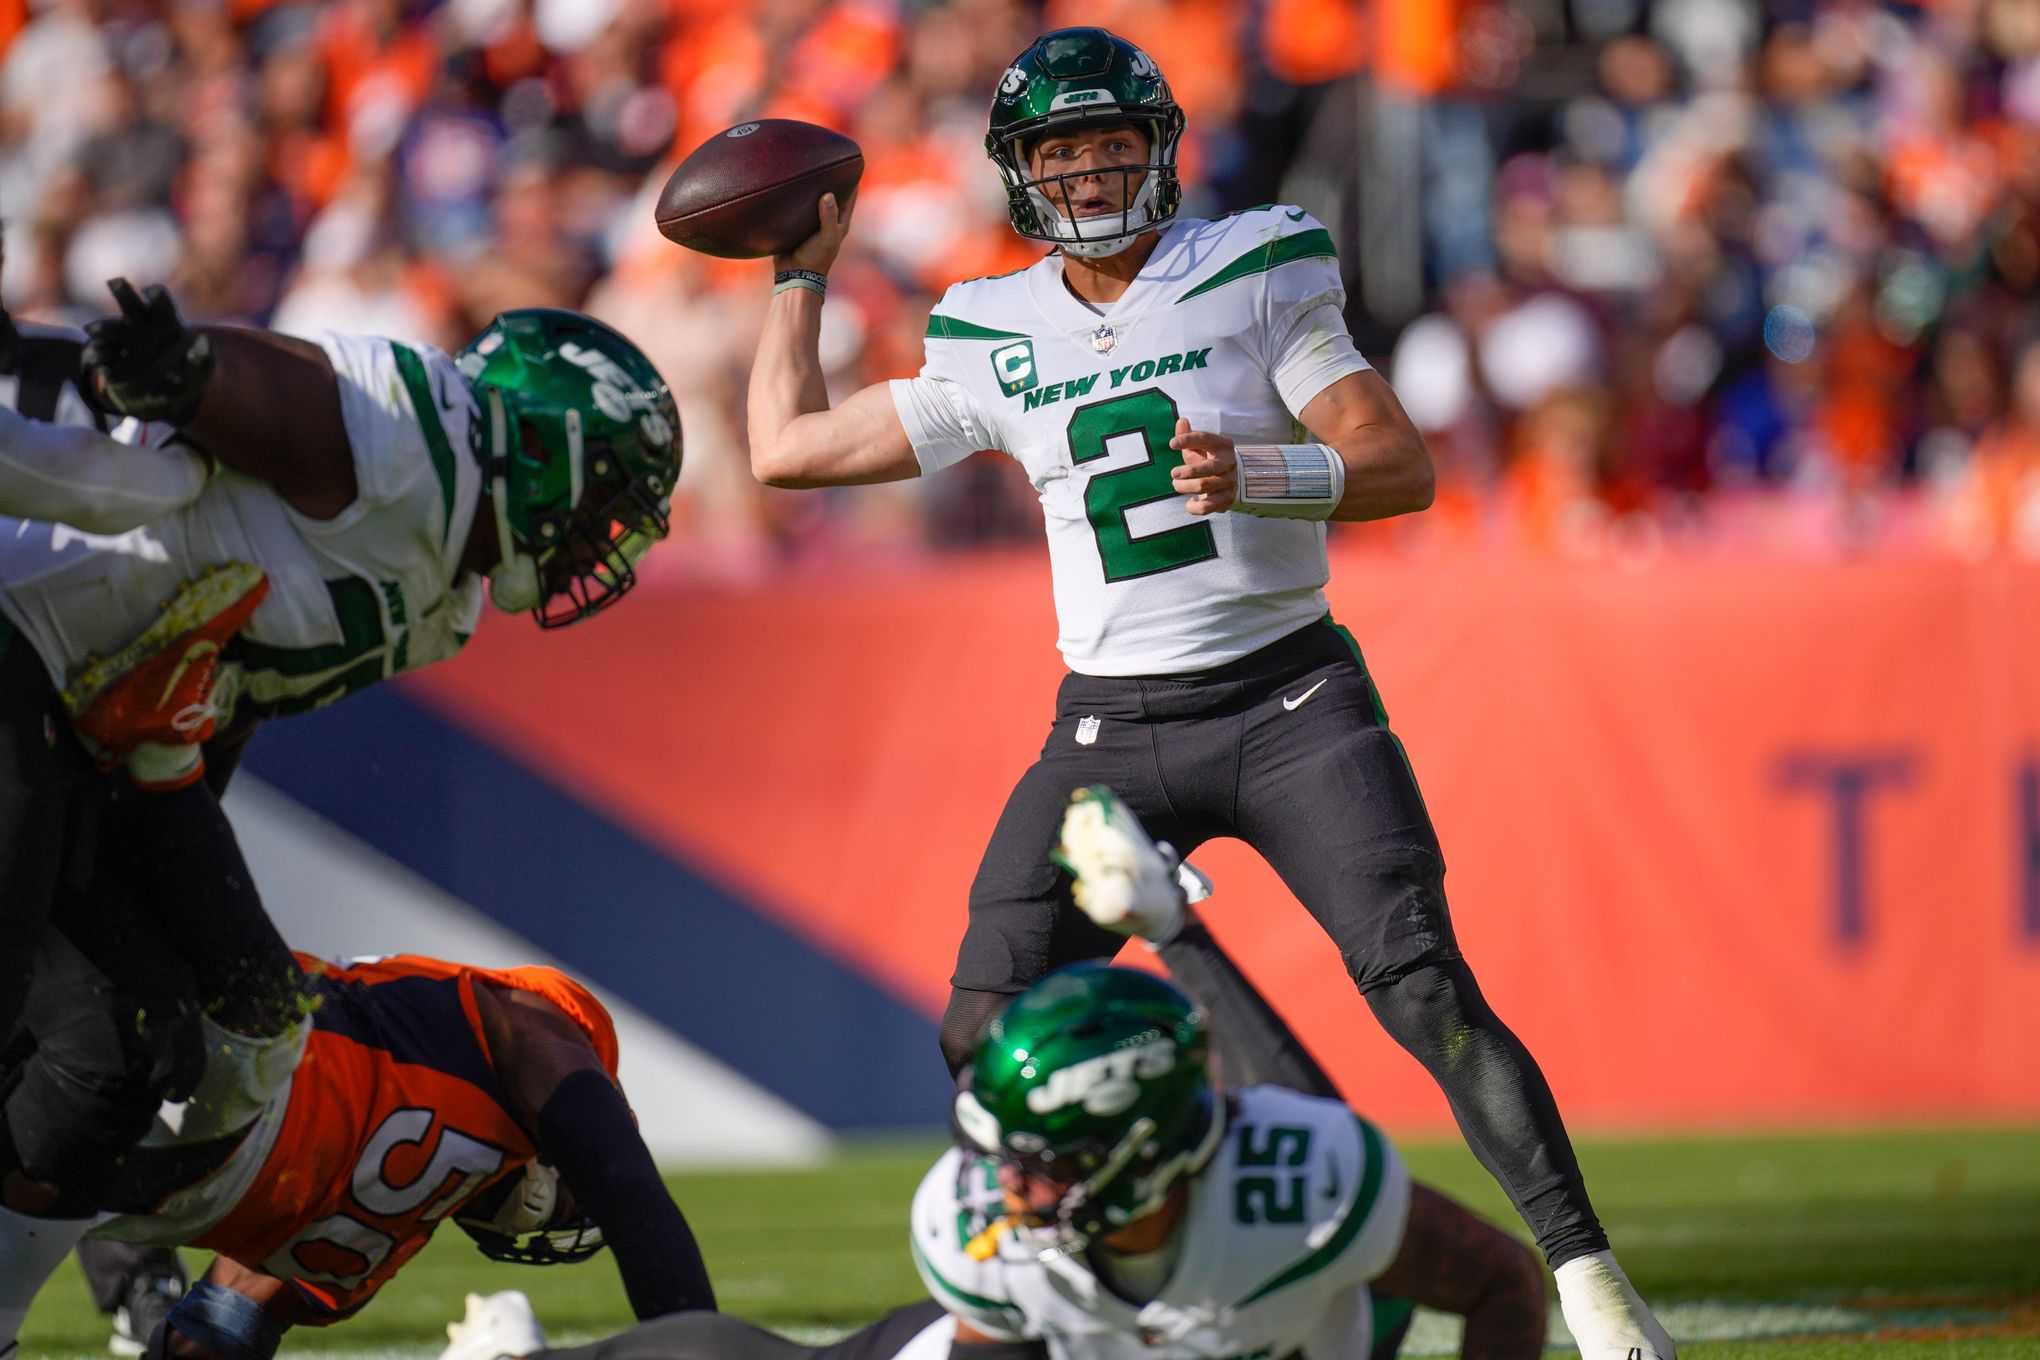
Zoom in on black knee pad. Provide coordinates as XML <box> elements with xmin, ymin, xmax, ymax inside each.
<box><xmin>1</xmin><ymin>1006</ymin><xmax>202</xmax><ymax>1200</ymax></box>
<box><xmin>1363</xmin><ymin>959</ymin><xmax>1494</xmax><ymax>1054</ymax></box>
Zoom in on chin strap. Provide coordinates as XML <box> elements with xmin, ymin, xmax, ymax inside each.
<box><xmin>1033</xmin><ymin>167</ymin><xmax>1170</xmax><ymax>258</ymax></box>
<box><xmin>483</xmin><ymin>388</ymin><xmax>541</xmax><ymax>613</ymax></box>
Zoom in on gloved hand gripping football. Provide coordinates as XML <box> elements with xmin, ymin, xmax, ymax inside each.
<box><xmin>81</xmin><ymin>277</ymin><xmax>216</xmax><ymax>426</ymax></box>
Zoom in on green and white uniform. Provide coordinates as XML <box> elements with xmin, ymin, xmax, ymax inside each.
<box><xmin>909</xmin><ymin>1085</ymin><xmax>1410</xmax><ymax>1360</ymax></box>
<box><xmin>0</xmin><ymin>331</ymin><xmax>485</xmax><ymax>718</ymax></box>
<box><xmin>890</xmin><ymin>208</ymin><xmax>1368</xmax><ymax>677</ymax></box>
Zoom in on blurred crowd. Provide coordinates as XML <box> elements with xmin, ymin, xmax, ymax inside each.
<box><xmin>2</xmin><ymin>0</ymin><xmax>2038</xmax><ymax>573</ymax></box>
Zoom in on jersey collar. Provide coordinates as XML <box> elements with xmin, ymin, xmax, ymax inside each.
<box><xmin>1028</xmin><ymin>218</ymin><xmax>1187</xmax><ymax>333</ymax></box>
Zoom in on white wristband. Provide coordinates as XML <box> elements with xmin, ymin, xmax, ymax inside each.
<box><xmin>1230</xmin><ymin>444</ymin><xmax>1344</xmax><ymax>520</ymax></box>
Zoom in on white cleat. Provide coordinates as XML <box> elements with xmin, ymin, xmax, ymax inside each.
<box><xmin>1555</xmin><ymin>1252</ymin><xmax>1677</xmax><ymax>1360</ymax></box>
<box><xmin>1056</xmin><ymin>785</ymin><xmax>1206</xmax><ymax>943</ymax></box>
<box><xmin>441</xmin><ymin>1290</ymin><xmax>546</xmax><ymax>1360</ymax></box>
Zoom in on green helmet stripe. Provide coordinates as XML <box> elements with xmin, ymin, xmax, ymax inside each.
<box><xmin>926</xmin><ymin>314</ymin><xmax>1030</xmax><ymax>341</ymax></box>
<box><xmin>1177</xmin><ymin>228</ymin><xmax>1339</xmax><ymax>304</ymax></box>
<box><xmin>1235</xmin><ymin>1115</ymin><xmax>1389</xmax><ymax>1308</ymax></box>
<box><xmin>390</xmin><ymin>343</ymin><xmax>461</xmax><ymax>547</ymax></box>
<box><xmin>911</xmin><ymin>1236</ymin><xmax>1022</xmax><ymax>1314</ymax></box>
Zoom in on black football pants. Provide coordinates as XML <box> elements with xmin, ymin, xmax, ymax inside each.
<box><xmin>1</xmin><ymin>724</ymin><xmax>301</xmax><ymax>1214</ymax></box>
<box><xmin>940</xmin><ymin>617</ymin><xmax>1609</xmax><ymax>1269</ymax></box>
<box><xmin>0</xmin><ymin>630</ymin><xmax>100</xmax><ymax>1046</ymax></box>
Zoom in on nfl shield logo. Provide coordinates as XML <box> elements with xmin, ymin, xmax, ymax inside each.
<box><xmin>1090</xmin><ymin>325</ymin><xmax>1117</xmax><ymax>354</ymax></box>
<box><xmin>1076</xmin><ymin>715</ymin><xmax>1101</xmax><ymax>745</ymax></box>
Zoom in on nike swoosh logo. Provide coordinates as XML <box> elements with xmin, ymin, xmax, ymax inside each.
<box><xmin>1282</xmin><ymin>678</ymin><xmax>1328</xmax><ymax>711</ymax></box>
<box><xmin>158</xmin><ymin>639</ymin><xmax>219</xmax><ymax>708</ymax></box>
<box><xmin>1285</xmin><ymin>209</ymin><xmax>1306</xmax><ymax>221</ymax></box>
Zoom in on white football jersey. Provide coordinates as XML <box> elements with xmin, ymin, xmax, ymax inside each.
<box><xmin>0</xmin><ymin>331</ymin><xmax>486</xmax><ymax>717</ymax></box>
<box><xmin>910</xmin><ymin>1085</ymin><xmax>1410</xmax><ymax>1360</ymax></box>
<box><xmin>891</xmin><ymin>208</ymin><xmax>1371</xmax><ymax>676</ymax></box>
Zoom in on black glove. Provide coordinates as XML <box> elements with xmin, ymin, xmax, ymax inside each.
<box><xmin>81</xmin><ymin>278</ymin><xmax>215</xmax><ymax>426</ymax></box>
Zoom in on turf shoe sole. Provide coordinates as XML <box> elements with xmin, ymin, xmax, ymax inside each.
<box><xmin>62</xmin><ymin>562</ymin><xmax>268</xmax><ymax>789</ymax></box>
<box><xmin>1055</xmin><ymin>784</ymin><xmax>1193</xmax><ymax>943</ymax></box>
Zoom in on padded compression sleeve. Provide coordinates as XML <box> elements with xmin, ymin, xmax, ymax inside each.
<box><xmin>0</xmin><ymin>405</ymin><xmax>206</xmax><ymax>532</ymax></box>
<box><xmin>536</xmin><ymin>1070</ymin><xmax>716</xmax><ymax>1319</ymax></box>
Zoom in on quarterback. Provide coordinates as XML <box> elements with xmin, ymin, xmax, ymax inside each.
<box><xmin>0</xmin><ymin>288</ymin><xmax>684</xmax><ymax>1352</ymax></box>
<box><xmin>2</xmin><ymin>952</ymin><xmax>715</xmax><ymax>1359</ymax></box>
<box><xmin>745</xmin><ymin>27</ymin><xmax>1671</xmax><ymax>1360</ymax></box>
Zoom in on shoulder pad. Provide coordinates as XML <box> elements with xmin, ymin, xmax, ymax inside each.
<box><xmin>1177</xmin><ymin>208</ymin><xmax>1340</xmax><ymax>306</ymax></box>
<box><xmin>910</xmin><ymin>1150</ymin><xmax>1032</xmax><ymax>1338</ymax></box>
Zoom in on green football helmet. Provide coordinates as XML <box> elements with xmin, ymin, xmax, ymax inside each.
<box><xmin>954</xmin><ymin>963</ymin><xmax>1223</xmax><ymax>1252</ymax></box>
<box><xmin>457</xmin><ymin>309</ymin><xmax>680</xmax><ymax>628</ymax></box>
<box><xmin>985</xmin><ymin>28</ymin><xmax>1186</xmax><ymax>258</ymax></box>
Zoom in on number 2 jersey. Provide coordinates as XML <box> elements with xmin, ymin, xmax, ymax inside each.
<box><xmin>0</xmin><ymin>331</ymin><xmax>486</xmax><ymax>719</ymax></box>
<box><xmin>890</xmin><ymin>208</ymin><xmax>1372</xmax><ymax>677</ymax></box>
<box><xmin>96</xmin><ymin>953</ymin><xmax>621</xmax><ymax>1321</ymax></box>
<box><xmin>910</xmin><ymin>1085</ymin><xmax>1411</xmax><ymax>1360</ymax></box>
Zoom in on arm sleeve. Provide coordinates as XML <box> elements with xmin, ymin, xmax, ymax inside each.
<box><xmin>0</xmin><ymin>403</ymin><xmax>209</xmax><ymax>532</ymax></box>
<box><xmin>536</xmin><ymin>1069</ymin><xmax>718</xmax><ymax>1319</ymax></box>
<box><xmin>950</xmin><ymin>1338</ymin><xmax>1051</xmax><ymax>1360</ymax></box>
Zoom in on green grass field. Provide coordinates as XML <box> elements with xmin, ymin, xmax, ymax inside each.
<box><xmin>19</xmin><ymin>1127</ymin><xmax>2040</xmax><ymax>1360</ymax></box>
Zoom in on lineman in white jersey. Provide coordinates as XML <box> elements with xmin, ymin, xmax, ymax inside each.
<box><xmin>744</xmin><ymin>27</ymin><xmax>1673</xmax><ymax>1360</ymax></box>
<box><xmin>438</xmin><ymin>795</ymin><xmax>1545</xmax><ymax>1360</ymax></box>
<box><xmin>0</xmin><ymin>294</ymin><xmax>203</xmax><ymax>1356</ymax></box>
<box><xmin>0</xmin><ymin>288</ymin><xmax>681</xmax><ymax>1357</ymax></box>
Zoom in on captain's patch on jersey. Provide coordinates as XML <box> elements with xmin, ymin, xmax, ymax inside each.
<box><xmin>991</xmin><ymin>341</ymin><xmax>1038</xmax><ymax>396</ymax></box>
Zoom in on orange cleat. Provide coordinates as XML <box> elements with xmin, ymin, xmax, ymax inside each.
<box><xmin>63</xmin><ymin>562</ymin><xmax>269</xmax><ymax>791</ymax></box>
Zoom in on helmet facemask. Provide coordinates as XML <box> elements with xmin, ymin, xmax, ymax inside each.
<box><xmin>967</xmin><ymin>1085</ymin><xmax>1223</xmax><ymax>1256</ymax></box>
<box><xmin>454</xmin><ymin>1161</ymin><xmax>607</xmax><ymax>1266</ymax></box>
<box><xmin>985</xmin><ymin>29</ymin><xmax>1187</xmax><ymax>259</ymax></box>
<box><xmin>461</xmin><ymin>309</ymin><xmax>680</xmax><ymax>629</ymax></box>
<box><xmin>994</xmin><ymin>115</ymin><xmax>1185</xmax><ymax>259</ymax></box>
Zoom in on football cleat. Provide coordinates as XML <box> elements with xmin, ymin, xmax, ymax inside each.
<box><xmin>1056</xmin><ymin>785</ymin><xmax>1208</xmax><ymax>943</ymax></box>
<box><xmin>1555</xmin><ymin>1252</ymin><xmax>1678</xmax><ymax>1360</ymax></box>
<box><xmin>63</xmin><ymin>562</ymin><xmax>267</xmax><ymax>791</ymax></box>
<box><xmin>441</xmin><ymin>1291</ymin><xmax>546</xmax><ymax>1360</ymax></box>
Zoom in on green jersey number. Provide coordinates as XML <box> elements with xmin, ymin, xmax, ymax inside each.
<box><xmin>1067</xmin><ymin>389</ymin><xmax>1218</xmax><ymax>583</ymax></box>
<box><xmin>1233</xmin><ymin>1122</ymin><xmax>1312</xmax><ymax>1226</ymax></box>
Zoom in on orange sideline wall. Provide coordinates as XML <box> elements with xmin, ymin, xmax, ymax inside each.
<box><xmin>407</xmin><ymin>546</ymin><xmax>2040</xmax><ymax>1131</ymax></box>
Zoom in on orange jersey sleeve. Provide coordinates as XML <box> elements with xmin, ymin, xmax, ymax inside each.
<box><xmin>194</xmin><ymin>954</ymin><xmax>620</xmax><ymax>1319</ymax></box>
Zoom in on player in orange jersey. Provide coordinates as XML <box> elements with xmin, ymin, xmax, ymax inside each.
<box><xmin>1</xmin><ymin>953</ymin><xmax>716</xmax><ymax>1360</ymax></box>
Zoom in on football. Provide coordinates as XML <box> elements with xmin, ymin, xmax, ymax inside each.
<box><xmin>655</xmin><ymin>120</ymin><xmax>865</xmax><ymax>260</ymax></box>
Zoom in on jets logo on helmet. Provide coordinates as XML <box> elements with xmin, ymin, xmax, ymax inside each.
<box><xmin>1025</xmin><ymin>1036</ymin><xmax>1177</xmax><ymax>1116</ymax></box>
<box><xmin>984</xmin><ymin>28</ymin><xmax>1186</xmax><ymax>259</ymax></box>
<box><xmin>957</xmin><ymin>964</ymin><xmax>1223</xmax><ymax>1253</ymax></box>
<box><xmin>457</xmin><ymin>309</ymin><xmax>681</xmax><ymax>628</ymax></box>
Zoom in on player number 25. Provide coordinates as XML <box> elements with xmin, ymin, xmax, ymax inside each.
<box><xmin>1233</xmin><ymin>1122</ymin><xmax>1312</xmax><ymax>1226</ymax></box>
